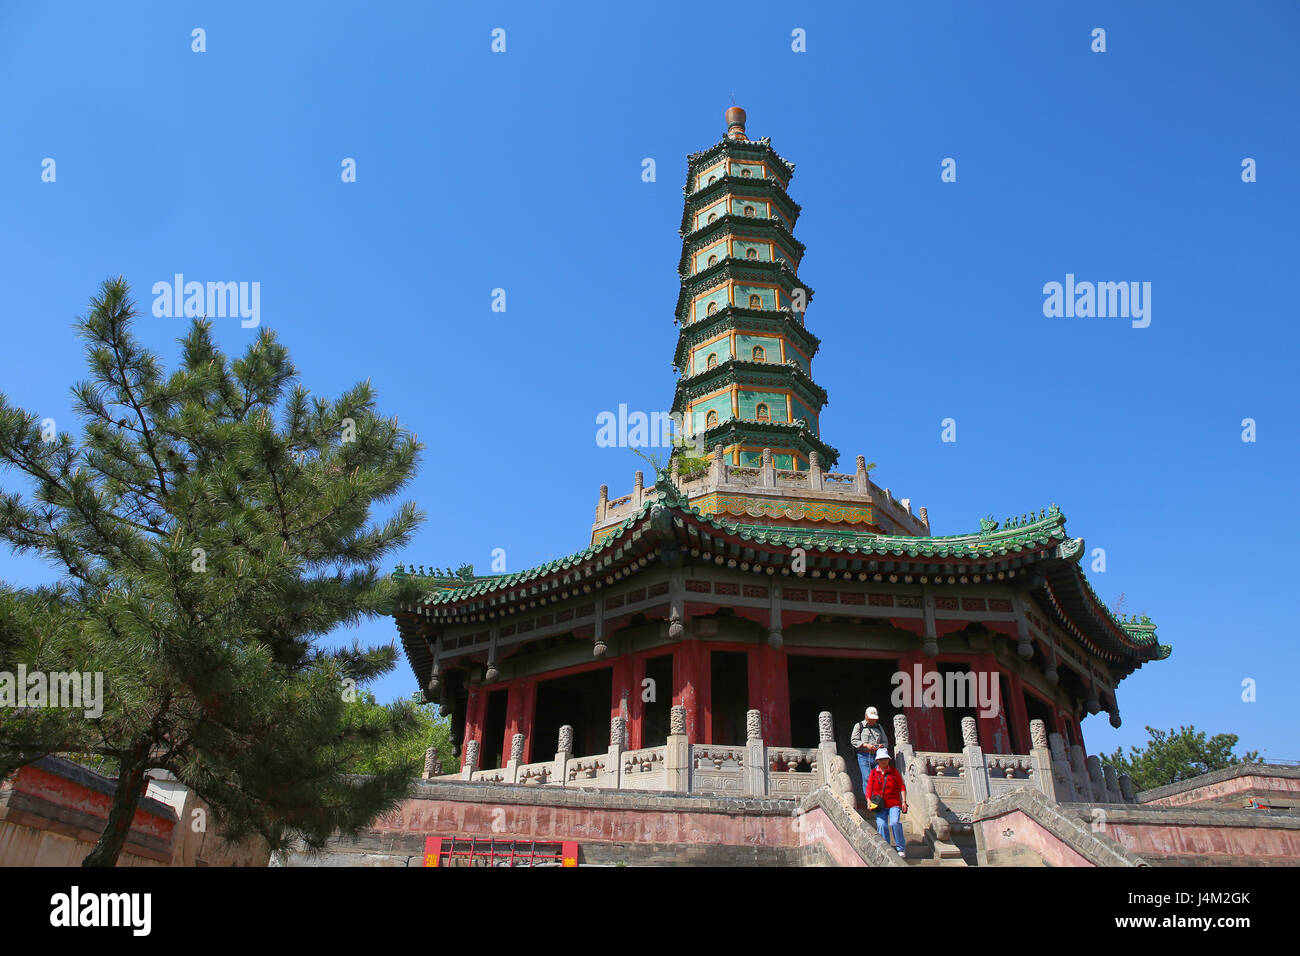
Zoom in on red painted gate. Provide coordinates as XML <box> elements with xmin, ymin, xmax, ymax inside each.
<box><xmin>423</xmin><ymin>836</ymin><xmax>579</xmax><ymax>867</ymax></box>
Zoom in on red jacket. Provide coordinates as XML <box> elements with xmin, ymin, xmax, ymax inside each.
<box><xmin>865</xmin><ymin>766</ymin><xmax>906</xmax><ymax>808</ymax></box>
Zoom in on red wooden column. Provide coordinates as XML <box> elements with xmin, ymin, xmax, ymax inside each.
<box><xmin>462</xmin><ymin>684</ymin><xmax>484</xmax><ymax>771</ymax></box>
<box><xmin>899</xmin><ymin>651</ymin><xmax>945</xmax><ymax>751</ymax></box>
<box><xmin>520</xmin><ymin>677</ymin><xmax>539</xmax><ymax>763</ymax></box>
<box><xmin>1005</xmin><ymin>673</ymin><xmax>1031</xmax><ymax>753</ymax></box>
<box><xmin>749</xmin><ymin>644</ymin><xmax>791</xmax><ymax>746</ymax></box>
<box><xmin>610</xmin><ymin>654</ymin><xmax>634</xmax><ymax>738</ymax></box>
<box><xmin>975</xmin><ymin>654</ymin><xmax>1013</xmax><ymax>753</ymax></box>
<box><xmin>503</xmin><ymin>679</ymin><xmax>527</xmax><ymax>766</ymax></box>
<box><xmin>673</xmin><ymin>640</ymin><xmax>706</xmax><ymax>742</ymax></box>
<box><xmin>628</xmin><ymin>654</ymin><xmax>647</xmax><ymax>749</ymax></box>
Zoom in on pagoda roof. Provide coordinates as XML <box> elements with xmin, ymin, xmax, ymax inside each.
<box><xmin>685</xmin><ymin>137</ymin><xmax>796</xmax><ymax>180</ymax></box>
<box><xmin>672</xmin><ymin>357</ymin><xmax>829</xmax><ymax>411</ymax></box>
<box><xmin>393</xmin><ymin>492</ymin><xmax>1168</xmax><ymax>672</ymax></box>
<box><xmin>679</xmin><ymin>175</ymin><xmax>803</xmax><ymax>235</ymax></box>
<box><xmin>673</xmin><ymin>307</ymin><xmax>821</xmax><ymax>371</ymax></box>
<box><xmin>680</xmin><ymin>214</ymin><xmax>806</xmax><ymax>262</ymax></box>
<box><xmin>674</xmin><ymin>258</ymin><xmax>814</xmax><ymax>322</ymax></box>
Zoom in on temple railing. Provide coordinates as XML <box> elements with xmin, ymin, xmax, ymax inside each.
<box><xmin>891</xmin><ymin>715</ymin><xmax>1138</xmax><ymax>853</ymax></box>
<box><xmin>439</xmin><ymin>715</ymin><xmax>1136</xmax><ymax>817</ymax></box>
<box><xmin>593</xmin><ymin>448</ymin><xmax>931</xmax><ymax>537</ymax></box>
<box><xmin>621</xmin><ymin>746</ymin><xmax>668</xmax><ymax>790</ymax></box>
<box><xmin>443</xmin><ymin>712</ymin><xmax>854</xmax><ymax>804</ymax></box>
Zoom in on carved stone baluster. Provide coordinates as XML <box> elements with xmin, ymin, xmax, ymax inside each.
<box><xmin>667</xmin><ymin>704</ymin><xmax>689</xmax><ymax>792</ymax></box>
<box><xmin>422</xmin><ymin>747</ymin><xmax>442</xmax><ymax>780</ymax></box>
<box><xmin>961</xmin><ymin>716</ymin><xmax>989</xmax><ymax>805</ymax></box>
<box><xmin>609</xmin><ymin>716</ymin><xmax>626</xmax><ymax>789</ymax></box>
<box><xmin>1103</xmin><ymin>764</ymin><xmax>1120</xmax><ymax>803</ymax></box>
<box><xmin>745</xmin><ymin>709</ymin><xmax>765</xmax><ymax>795</ymax></box>
<box><xmin>1086</xmin><ymin>755</ymin><xmax>1106</xmax><ymax>802</ymax></box>
<box><xmin>893</xmin><ymin>713</ymin><xmax>914</xmax><ymax>778</ymax></box>
<box><xmin>506</xmin><ymin>732</ymin><xmax>524</xmax><ymax>784</ymax></box>
<box><xmin>1119</xmin><ymin>773</ymin><xmax>1136</xmax><ymax>803</ymax></box>
<box><xmin>1069</xmin><ymin>744</ymin><xmax>1091</xmax><ymax>800</ymax></box>
<box><xmin>1027</xmin><ymin>719</ymin><xmax>1055</xmax><ymax>800</ymax></box>
<box><xmin>462</xmin><ymin>739</ymin><xmax>480</xmax><ymax>781</ymax></box>
<box><xmin>555</xmin><ymin>725</ymin><xmax>573</xmax><ymax>787</ymax></box>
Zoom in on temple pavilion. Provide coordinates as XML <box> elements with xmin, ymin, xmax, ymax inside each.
<box><xmin>390</xmin><ymin>108</ymin><xmax>1169</xmax><ymax>798</ymax></box>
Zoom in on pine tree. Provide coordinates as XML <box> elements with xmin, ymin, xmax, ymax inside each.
<box><xmin>1106</xmin><ymin>725</ymin><xmax>1261</xmax><ymax>792</ymax></box>
<box><xmin>0</xmin><ymin>277</ymin><xmax>427</xmax><ymax>866</ymax></box>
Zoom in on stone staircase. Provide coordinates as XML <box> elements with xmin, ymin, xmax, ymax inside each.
<box><xmin>851</xmin><ymin>798</ymin><xmax>975</xmax><ymax>866</ymax></box>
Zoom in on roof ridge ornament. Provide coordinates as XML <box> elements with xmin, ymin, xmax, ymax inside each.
<box><xmin>653</xmin><ymin>467</ymin><xmax>687</xmax><ymax>509</ymax></box>
<box><xmin>1057</xmin><ymin>537</ymin><xmax>1085</xmax><ymax>562</ymax></box>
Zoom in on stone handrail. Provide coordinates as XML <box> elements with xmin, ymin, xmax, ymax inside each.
<box><xmin>595</xmin><ymin>447</ymin><xmax>930</xmax><ymax>534</ymax></box>
<box><xmin>767</xmin><ymin>747</ymin><xmax>819</xmax><ymax>773</ymax></box>
<box><xmin>984</xmin><ymin>754</ymin><xmax>1035</xmax><ymax>778</ymax></box>
<box><xmin>449</xmin><ymin>716</ymin><xmax>1136</xmax><ymax>830</ymax></box>
<box><xmin>691</xmin><ymin>746</ymin><xmax>745</xmax><ymax>770</ymax></box>
<box><xmin>454</xmin><ymin>709</ymin><xmax>848</xmax><ymax>802</ymax></box>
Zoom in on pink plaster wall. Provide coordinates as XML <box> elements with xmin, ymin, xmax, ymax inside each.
<box><xmin>795</xmin><ymin>807</ymin><xmax>867</xmax><ymax>866</ymax></box>
<box><xmin>1145</xmin><ymin>774</ymin><xmax>1300</xmax><ymax>808</ymax></box>
<box><xmin>374</xmin><ymin>798</ymin><xmax>803</xmax><ymax>849</ymax></box>
<box><xmin>976</xmin><ymin>809</ymin><xmax>1094</xmax><ymax>867</ymax></box>
<box><xmin>1105</xmin><ymin>820</ymin><xmax>1300</xmax><ymax>862</ymax></box>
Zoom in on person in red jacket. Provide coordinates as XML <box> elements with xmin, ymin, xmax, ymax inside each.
<box><xmin>865</xmin><ymin>748</ymin><xmax>908</xmax><ymax>858</ymax></box>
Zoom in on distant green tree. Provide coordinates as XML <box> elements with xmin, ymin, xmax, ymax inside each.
<box><xmin>0</xmin><ymin>277</ymin><xmax>426</xmax><ymax>866</ymax></box>
<box><xmin>344</xmin><ymin>690</ymin><xmax>454</xmax><ymax>777</ymax></box>
<box><xmin>1106</xmin><ymin>725</ymin><xmax>1261</xmax><ymax>793</ymax></box>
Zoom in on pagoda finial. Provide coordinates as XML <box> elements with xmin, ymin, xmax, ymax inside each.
<box><xmin>725</xmin><ymin>105</ymin><xmax>747</xmax><ymax>141</ymax></box>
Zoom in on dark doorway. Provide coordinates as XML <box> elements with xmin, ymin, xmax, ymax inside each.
<box><xmin>533</xmin><ymin>667</ymin><xmax>612</xmax><ymax>760</ymax></box>
<box><xmin>788</xmin><ymin>655</ymin><xmax>900</xmax><ymax>796</ymax></box>
<box><xmin>642</xmin><ymin>654</ymin><xmax>673</xmax><ymax>747</ymax></box>
<box><xmin>938</xmin><ymin>663</ymin><xmax>979</xmax><ymax>752</ymax></box>
<box><xmin>481</xmin><ymin>688</ymin><xmax>508</xmax><ymax>769</ymax></box>
<box><xmin>710</xmin><ymin>651</ymin><xmax>749</xmax><ymax>744</ymax></box>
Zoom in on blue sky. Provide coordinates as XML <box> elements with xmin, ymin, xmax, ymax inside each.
<box><xmin>2</xmin><ymin>2</ymin><xmax>1296</xmax><ymax>760</ymax></box>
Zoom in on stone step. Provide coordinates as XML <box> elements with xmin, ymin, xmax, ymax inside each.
<box><xmin>901</xmin><ymin>837</ymin><xmax>970</xmax><ymax>866</ymax></box>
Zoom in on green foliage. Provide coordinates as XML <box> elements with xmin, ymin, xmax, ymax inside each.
<box><xmin>344</xmin><ymin>691</ymin><xmax>454</xmax><ymax>778</ymax></box>
<box><xmin>631</xmin><ymin>431</ymin><xmax>710</xmax><ymax>480</ymax></box>
<box><xmin>1105</xmin><ymin>725</ymin><xmax>1261</xmax><ymax>793</ymax></box>
<box><xmin>0</xmin><ymin>277</ymin><xmax>426</xmax><ymax>865</ymax></box>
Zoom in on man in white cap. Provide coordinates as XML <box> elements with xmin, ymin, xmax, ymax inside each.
<box><xmin>851</xmin><ymin>706</ymin><xmax>890</xmax><ymax>795</ymax></box>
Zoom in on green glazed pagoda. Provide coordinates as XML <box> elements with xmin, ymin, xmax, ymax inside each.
<box><xmin>674</xmin><ymin>105</ymin><xmax>835</xmax><ymax>472</ymax></box>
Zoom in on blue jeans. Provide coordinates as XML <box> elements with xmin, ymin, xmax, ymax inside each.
<box><xmin>875</xmin><ymin>805</ymin><xmax>904</xmax><ymax>852</ymax></box>
<box><xmin>856</xmin><ymin>752</ymin><xmax>874</xmax><ymax>794</ymax></box>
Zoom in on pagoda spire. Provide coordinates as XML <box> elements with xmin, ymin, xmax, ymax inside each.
<box><xmin>671</xmin><ymin>107</ymin><xmax>837</xmax><ymax>471</ymax></box>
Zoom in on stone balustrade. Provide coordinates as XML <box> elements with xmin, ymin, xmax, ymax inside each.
<box><xmin>442</xmin><ymin>713</ymin><xmax>1135</xmax><ymax>822</ymax></box>
<box><xmin>447</xmin><ymin>706</ymin><xmax>838</xmax><ymax>801</ymax></box>
<box><xmin>594</xmin><ymin>449</ymin><xmax>930</xmax><ymax>537</ymax></box>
